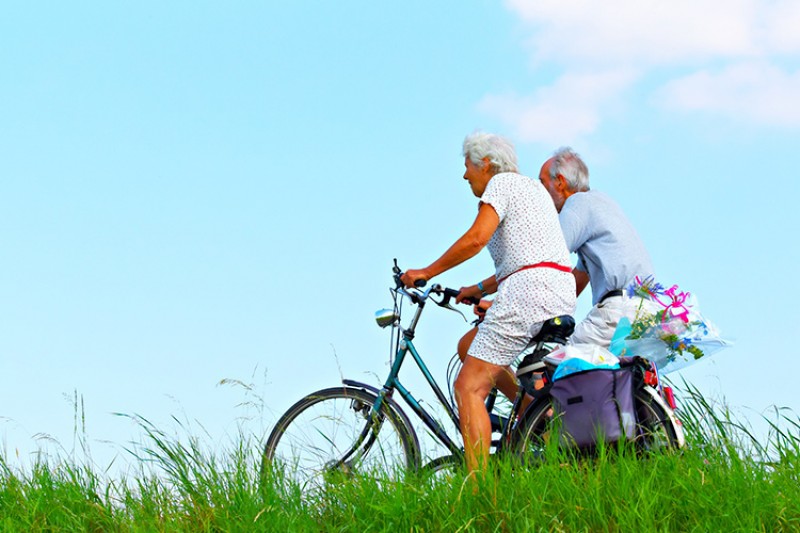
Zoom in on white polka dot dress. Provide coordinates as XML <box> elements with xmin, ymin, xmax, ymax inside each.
<box><xmin>468</xmin><ymin>173</ymin><xmax>576</xmax><ymax>366</ymax></box>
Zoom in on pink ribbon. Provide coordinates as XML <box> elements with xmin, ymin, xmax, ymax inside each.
<box><xmin>633</xmin><ymin>276</ymin><xmax>692</xmax><ymax>324</ymax></box>
<box><xmin>657</xmin><ymin>285</ymin><xmax>691</xmax><ymax>323</ymax></box>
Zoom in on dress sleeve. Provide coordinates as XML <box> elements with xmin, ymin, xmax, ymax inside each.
<box><xmin>479</xmin><ymin>175</ymin><xmax>510</xmax><ymax>222</ymax></box>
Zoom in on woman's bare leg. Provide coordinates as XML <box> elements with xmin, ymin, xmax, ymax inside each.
<box><xmin>454</xmin><ymin>356</ymin><xmax>507</xmax><ymax>472</ymax></box>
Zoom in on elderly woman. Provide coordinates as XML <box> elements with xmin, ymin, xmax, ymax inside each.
<box><xmin>401</xmin><ymin>132</ymin><xmax>575</xmax><ymax>473</ymax></box>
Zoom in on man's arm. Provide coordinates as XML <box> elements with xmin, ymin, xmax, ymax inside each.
<box><xmin>573</xmin><ymin>268</ymin><xmax>590</xmax><ymax>297</ymax></box>
<box><xmin>558</xmin><ymin>200</ymin><xmax>590</xmax><ymax>253</ymax></box>
<box><xmin>401</xmin><ymin>203</ymin><xmax>499</xmax><ymax>286</ymax></box>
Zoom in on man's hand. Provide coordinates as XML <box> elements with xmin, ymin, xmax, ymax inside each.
<box><xmin>400</xmin><ymin>268</ymin><xmax>431</xmax><ymax>288</ymax></box>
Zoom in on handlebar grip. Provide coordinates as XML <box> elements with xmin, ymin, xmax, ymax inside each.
<box><xmin>462</xmin><ymin>296</ymin><xmax>480</xmax><ymax>306</ymax></box>
<box><xmin>443</xmin><ymin>288</ymin><xmax>460</xmax><ymax>299</ymax></box>
<box><xmin>414</xmin><ymin>279</ymin><xmax>426</xmax><ymax>288</ymax></box>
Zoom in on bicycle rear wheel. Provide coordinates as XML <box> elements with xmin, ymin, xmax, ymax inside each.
<box><xmin>513</xmin><ymin>387</ymin><xmax>684</xmax><ymax>459</ymax></box>
<box><xmin>633</xmin><ymin>387</ymin><xmax>685</xmax><ymax>451</ymax></box>
<box><xmin>512</xmin><ymin>395</ymin><xmax>555</xmax><ymax>463</ymax></box>
<box><xmin>261</xmin><ymin>386</ymin><xmax>420</xmax><ymax>497</ymax></box>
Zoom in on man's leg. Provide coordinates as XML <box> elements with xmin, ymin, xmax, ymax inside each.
<box><xmin>569</xmin><ymin>301</ymin><xmax>623</xmax><ymax>347</ymax></box>
<box><xmin>570</xmin><ymin>296</ymin><xmax>658</xmax><ymax>347</ymax></box>
<box><xmin>454</xmin><ymin>355</ymin><xmax>508</xmax><ymax>472</ymax></box>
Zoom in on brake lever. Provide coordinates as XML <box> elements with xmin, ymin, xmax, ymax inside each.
<box><xmin>392</xmin><ymin>258</ymin><xmax>427</xmax><ymax>291</ymax></box>
<box><xmin>435</xmin><ymin>287</ymin><xmax>469</xmax><ymax>323</ymax></box>
<box><xmin>439</xmin><ymin>299</ymin><xmax>468</xmax><ymax>323</ymax></box>
<box><xmin>392</xmin><ymin>258</ymin><xmax>404</xmax><ymax>290</ymax></box>
<box><xmin>446</xmin><ymin>292</ymin><xmax>487</xmax><ymax>325</ymax></box>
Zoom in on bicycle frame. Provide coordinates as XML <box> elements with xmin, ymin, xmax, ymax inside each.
<box><xmin>366</xmin><ymin>288</ymin><xmax>466</xmax><ymax>457</ymax></box>
<box><xmin>378</xmin><ymin>335</ymin><xmax>463</xmax><ymax>455</ymax></box>
<box><xmin>353</xmin><ymin>277</ymin><xmax>530</xmax><ymax>460</ymax></box>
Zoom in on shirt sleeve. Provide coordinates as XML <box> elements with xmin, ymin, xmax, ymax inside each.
<box><xmin>558</xmin><ymin>195</ymin><xmax>591</xmax><ymax>253</ymax></box>
<box><xmin>575</xmin><ymin>253</ymin><xmax>588</xmax><ymax>273</ymax></box>
<box><xmin>480</xmin><ymin>174</ymin><xmax>510</xmax><ymax>222</ymax></box>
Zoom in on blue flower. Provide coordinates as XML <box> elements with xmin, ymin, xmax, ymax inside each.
<box><xmin>627</xmin><ymin>275</ymin><xmax>666</xmax><ymax>300</ymax></box>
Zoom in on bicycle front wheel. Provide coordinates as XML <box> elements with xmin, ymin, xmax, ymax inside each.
<box><xmin>261</xmin><ymin>386</ymin><xmax>419</xmax><ymax>497</ymax></box>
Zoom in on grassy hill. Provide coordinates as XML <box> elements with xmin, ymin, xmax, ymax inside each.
<box><xmin>1</xmin><ymin>390</ymin><xmax>798</xmax><ymax>532</ymax></box>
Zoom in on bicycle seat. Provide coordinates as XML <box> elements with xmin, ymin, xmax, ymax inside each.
<box><xmin>531</xmin><ymin>315</ymin><xmax>575</xmax><ymax>344</ymax></box>
<box><xmin>515</xmin><ymin>316</ymin><xmax>576</xmax><ymax>386</ymax></box>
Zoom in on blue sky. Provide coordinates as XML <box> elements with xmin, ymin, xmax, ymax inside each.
<box><xmin>2</xmin><ymin>1</ymin><xmax>799</xmax><ymax>469</ymax></box>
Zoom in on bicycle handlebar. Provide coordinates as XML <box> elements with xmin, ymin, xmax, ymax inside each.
<box><xmin>392</xmin><ymin>259</ymin><xmax>480</xmax><ymax>310</ymax></box>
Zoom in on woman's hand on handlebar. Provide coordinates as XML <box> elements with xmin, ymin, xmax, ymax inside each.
<box><xmin>473</xmin><ymin>299</ymin><xmax>493</xmax><ymax>318</ymax></box>
<box><xmin>455</xmin><ymin>284</ymin><xmax>483</xmax><ymax>305</ymax></box>
<box><xmin>400</xmin><ymin>268</ymin><xmax>431</xmax><ymax>289</ymax></box>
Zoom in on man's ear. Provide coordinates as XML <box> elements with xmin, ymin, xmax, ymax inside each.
<box><xmin>481</xmin><ymin>157</ymin><xmax>492</xmax><ymax>172</ymax></box>
<box><xmin>555</xmin><ymin>174</ymin><xmax>571</xmax><ymax>194</ymax></box>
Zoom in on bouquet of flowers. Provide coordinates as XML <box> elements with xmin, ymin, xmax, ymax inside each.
<box><xmin>617</xmin><ymin>276</ymin><xmax>731</xmax><ymax>374</ymax></box>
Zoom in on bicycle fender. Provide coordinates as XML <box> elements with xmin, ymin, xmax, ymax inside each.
<box><xmin>640</xmin><ymin>386</ymin><xmax>686</xmax><ymax>448</ymax></box>
<box><xmin>342</xmin><ymin>378</ymin><xmax>421</xmax><ymax>456</ymax></box>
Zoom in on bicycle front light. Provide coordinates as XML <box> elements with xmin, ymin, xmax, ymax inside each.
<box><xmin>375</xmin><ymin>308</ymin><xmax>399</xmax><ymax>328</ymax></box>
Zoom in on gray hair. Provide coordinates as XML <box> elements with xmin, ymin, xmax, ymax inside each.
<box><xmin>462</xmin><ymin>132</ymin><xmax>518</xmax><ymax>174</ymax></box>
<box><xmin>549</xmin><ymin>147</ymin><xmax>590</xmax><ymax>192</ymax></box>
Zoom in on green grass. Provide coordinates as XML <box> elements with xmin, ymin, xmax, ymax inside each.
<box><xmin>1</xmin><ymin>390</ymin><xmax>799</xmax><ymax>532</ymax></box>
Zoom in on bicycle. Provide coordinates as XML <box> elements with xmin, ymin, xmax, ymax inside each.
<box><xmin>261</xmin><ymin>261</ymin><xmax>685</xmax><ymax>495</ymax></box>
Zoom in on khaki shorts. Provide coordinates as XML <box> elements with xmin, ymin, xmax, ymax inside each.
<box><xmin>570</xmin><ymin>294</ymin><xmax>658</xmax><ymax>348</ymax></box>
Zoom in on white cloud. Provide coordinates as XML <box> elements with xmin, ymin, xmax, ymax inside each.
<box><xmin>505</xmin><ymin>0</ymin><xmax>800</xmax><ymax>65</ymax></box>
<box><xmin>507</xmin><ymin>0</ymin><xmax>758</xmax><ymax>65</ymax></box>
<box><xmin>761</xmin><ymin>2</ymin><xmax>800</xmax><ymax>54</ymax></box>
<box><xmin>657</xmin><ymin>62</ymin><xmax>800</xmax><ymax>126</ymax></box>
<box><xmin>477</xmin><ymin>70</ymin><xmax>638</xmax><ymax>144</ymax></box>
<box><xmin>481</xmin><ymin>0</ymin><xmax>800</xmax><ymax>137</ymax></box>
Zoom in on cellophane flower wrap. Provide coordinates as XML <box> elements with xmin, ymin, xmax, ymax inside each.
<box><xmin>620</xmin><ymin>276</ymin><xmax>731</xmax><ymax>374</ymax></box>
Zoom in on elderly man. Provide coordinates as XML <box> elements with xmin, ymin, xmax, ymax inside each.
<box><xmin>539</xmin><ymin>147</ymin><xmax>654</xmax><ymax>347</ymax></box>
<box><xmin>402</xmin><ymin>133</ymin><xmax>575</xmax><ymax>473</ymax></box>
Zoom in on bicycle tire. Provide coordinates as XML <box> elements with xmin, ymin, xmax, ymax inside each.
<box><xmin>422</xmin><ymin>454</ymin><xmax>462</xmax><ymax>478</ymax></box>
<box><xmin>511</xmin><ymin>394</ymin><xmax>555</xmax><ymax>462</ymax></box>
<box><xmin>513</xmin><ymin>387</ymin><xmax>683</xmax><ymax>459</ymax></box>
<box><xmin>632</xmin><ymin>387</ymin><xmax>684</xmax><ymax>451</ymax></box>
<box><xmin>261</xmin><ymin>386</ymin><xmax>420</xmax><ymax>497</ymax></box>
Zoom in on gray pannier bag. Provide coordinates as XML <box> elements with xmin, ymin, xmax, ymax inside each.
<box><xmin>549</xmin><ymin>366</ymin><xmax>637</xmax><ymax>449</ymax></box>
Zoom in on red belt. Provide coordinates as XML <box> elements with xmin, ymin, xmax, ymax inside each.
<box><xmin>497</xmin><ymin>262</ymin><xmax>572</xmax><ymax>285</ymax></box>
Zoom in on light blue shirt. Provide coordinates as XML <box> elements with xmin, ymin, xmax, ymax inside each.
<box><xmin>559</xmin><ymin>190</ymin><xmax>654</xmax><ymax>305</ymax></box>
